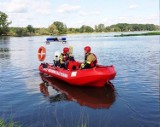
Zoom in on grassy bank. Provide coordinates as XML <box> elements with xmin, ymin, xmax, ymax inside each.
<box><xmin>114</xmin><ymin>31</ymin><xmax>160</xmax><ymax>37</ymax></box>
<box><xmin>0</xmin><ymin>118</ymin><xmax>20</xmax><ymax>127</ymax></box>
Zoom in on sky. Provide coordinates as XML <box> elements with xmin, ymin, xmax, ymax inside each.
<box><xmin>0</xmin><ymin>0</ymin><xmax>159</xmax><ymax>28</ymax></box>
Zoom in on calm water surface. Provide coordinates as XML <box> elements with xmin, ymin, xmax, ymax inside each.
<box><xmin>0</xmin><ymin>33</ymin><xmax>159</xmax><ymax>127</ymax></box>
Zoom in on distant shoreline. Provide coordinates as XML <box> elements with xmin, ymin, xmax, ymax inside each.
<box><xmin>1</xmin><ymin>31</ymin><xmax>160</xmax><ymax>37</ymax></box>
<box><xmin>114</xmin><ymin>31</ymin><xmax>160</xmax><ymax>37</ymax></box>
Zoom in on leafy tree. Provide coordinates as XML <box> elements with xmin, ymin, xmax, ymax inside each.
<box><xmin>48</xmin><ymin>23</ymin><xmax>58</xmax><ymax>35</ymax></box>
<box><xmin>111</xmin><ymin>23</ymin><xmax>158</xmax><ymax>32</ymax></box>
<box><xmin>95</xmin><ymin>25</ymin><xmax>98</xmax><ymax>32</ymax></box>
<box><xmin>27</xmin><ymin>25</ymin><xmax>35</xmax><ymax>35</ymax></box>
<box><xmin>0</xmin><ymin>11</ymin><xmax>11</xmax><ymax>35</ymax></box>
<box><xmin>116</xmin><ymin>23</ymin><xmax>127</xmax><ymax>31</ymax></box>
<box><xmin>48</xmin><ymin>21</ymin><xmax>67</xmax><ymax>35</ymax></box>
<box><xmin>67</xmin><ymin>28</ymin><xmax>80</xmax><ymax>34</ymax></box>
<box><xmin>155</xmin><ymin>25</ymin><xmax>160</xmax><ymax>30</ymax></box>
<box><xmin>109</xmin><ymin>25</ymin><xmax>121</xmax><ymax>32</ymax></box>
<box><xmin>79</xmin><ymin>25</ymin><xmax>94</xmax><ymax>33</ymax></box>
<box><xmin>98</xmin><ymin>24</ymin><xmax>105</xmax><ymax>32</ymax></box>
<box><xmin>95</xmin><ymin>24</ymin><xmax>105</xmax><ymax>32</ymax></box>
<box><xmin>15</xmin><ymin>27</ymin><xmax>28</xmax><ymax>36</ymax></box>
<box><xmin>79</xmin><ymin>25</ymin><xmax>85</xmax><ymax>33</ymax></box>
<box><xmin>8</xmin><ymin>27</ymin><xmax>17</xmax><ymax>36</ymax></box>
<box><xmin>35</xmin><ymin>28</ymin><xmax>50</xmax><ymax>35</ymax></box>
<box><xmin>145</xmin><ymin>24</ymin><xmax>156</xmax><ymax>31</ymax></box>
<box><xmin>104</xmin><ymin>26</ymin><xmax>110</xmax><ymax>32</ymax></box>
<box><xmin>85</xmin><ymin>26</ymin><xmax>94</xmax><ymax>32</ymax></box>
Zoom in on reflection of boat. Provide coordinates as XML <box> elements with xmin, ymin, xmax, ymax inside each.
<box><xmin>39</xmin><ymin>74</ymin><xmax>116</xmax><ymax>109</ymax></box>
<box><xmin>39</xmin><ymin>62</ymin><xmax>116</xmax><ymax>87</ymax></box>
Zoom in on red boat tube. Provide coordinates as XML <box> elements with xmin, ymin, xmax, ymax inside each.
<box><xmin>39</xmin><ymin>61</ymin><xmax>116</xmax><ymax>87</ymax></box>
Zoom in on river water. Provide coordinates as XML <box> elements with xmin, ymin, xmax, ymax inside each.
<box><xmin>0</xmin><ymin>33</ymin><xmax>159</xmax><ymax>127</ymax></box>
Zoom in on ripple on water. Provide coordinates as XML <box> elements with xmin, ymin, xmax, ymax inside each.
<box><xmin>0</xmin><ymin>35</ymin><xmax>159</xmax><ymax>127</ymax></box>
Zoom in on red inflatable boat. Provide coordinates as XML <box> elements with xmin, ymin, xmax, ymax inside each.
<box><xmin>39</xmin><ymin>61</ymin><xmax>116</xmax><ymax>87</ymax></box>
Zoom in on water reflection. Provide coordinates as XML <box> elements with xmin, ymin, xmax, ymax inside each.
<box><xmin>0</xmin><ymin>53</ymin><xmax>10</xmax><ymax>59</ymax></box>
<box><xmin>0</xmin><ymin>47</ymin><xmax>10</xmax><ymax>52</ymax></box>
<box><xmin>0</xmin><ymin>47</ymin><xmax>10</xmax><ymax>59</ymax></box>
<box><xmin>0</xmin><ymin>36</ymin><xmax>10</xmax><ymax>59</ymax></box>
<box><xmin>0</xmin><ymin>36</ymin><xmax>10</xmax><ymax>42</ymax></box>
<box><xmin>39</xmin><ymin>74</ymin><xmax>116</xmax><ymax>109</ymax></box>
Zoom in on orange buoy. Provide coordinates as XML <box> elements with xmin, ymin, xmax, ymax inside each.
<box><xmin>38</xmin><ymin>46</ymin><xmax>46</xmax><ymax>61</ymax></box>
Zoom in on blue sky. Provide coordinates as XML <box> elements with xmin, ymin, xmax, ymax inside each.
<box><xmin>0</xmin><ymin>0</ymin><xmax>159</xmax><ymax>28</ymax></box>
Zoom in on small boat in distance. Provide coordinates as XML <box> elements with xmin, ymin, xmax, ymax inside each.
<box><xmin>46</xmin><ymin>37</ymin><xmax>67</xmax><ymax>43</ymax></box>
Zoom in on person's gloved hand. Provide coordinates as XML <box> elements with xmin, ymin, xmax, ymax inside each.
<box><xmin>80</xmin><ymin>63</ymin><xmax>85</xmax><ymax>69</ymax></box>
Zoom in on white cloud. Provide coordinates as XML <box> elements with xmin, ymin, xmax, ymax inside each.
<box><xmin>0</xmin><ymin>0</ymin><xmax>53</xmax><ymax>27</ymax></box>
<box><xmin>129</xmin><ymin>4</ymin><xmax>138</xmax><ymax>9</ymax></box>
<box><xmin>0</xmin><ymin>0</ymin><xmax>158</xmax><ymax>28</ymax></box>
<box><xmin>8</xmin><ymin>13</ymin><xmax>34</xmax><ymax>27</ymax></box>
<box><xmin>118</xmin><ymin>17</ymin><xmax>126</xmax><ymax>20</ymax></box>
<box><xmin>118</xmin><ymin>16</ymin><xmax>159</xmax><ymax>25</ymax></box>
<box><xmin>79</xmin><ymin>11</ymin><xmax>100</xmax><ymax>16</ymax></box>
<box><xmin>7</xmin><ymin>4</ymin><xmax>28</xmax><ymax>13</ymax></box>
<box><xmin>2</xmin><ymin>0</ymin><xmax>29</xmax><ymax>13</ymax></box>
<box><xmin>67</xmin><ymin>20</ymin><xmax>86</xmax><ymax>28</ymax></box>
<box><xmin>0</xmin><ymin>0</ymin><xmax>52</xmax><ymax>15</ymax></box>
<box><xmin>32</xmin><ymin>1</ymin><xmax>52</xmax><ymax>15</ymax></box>
<box><xmin>57</xmin><ymin>4</ymin><xmax>81</xmax><ymax>13</ymax></box>
<box><xmin>79</xmin><ymin>11</ymin><xmax>87</xmax><ymax>16</ymax></box>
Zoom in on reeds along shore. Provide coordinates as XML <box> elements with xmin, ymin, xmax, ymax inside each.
<box><xmin>114</xmin><ymin>31</ymin><xmax>160</xmax><ymax>37</ymax></box>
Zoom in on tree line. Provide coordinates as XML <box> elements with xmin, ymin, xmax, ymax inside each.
<box><xmin>0</xmin><ymin>11</ymin><xmax>160</xmax><ymax>36</ymax></box>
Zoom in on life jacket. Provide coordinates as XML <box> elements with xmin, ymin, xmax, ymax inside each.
<box><xmin>60</xmin><ymin>53</ymin><xmax>69</xmax><ymax>63</ymax></box>
<box><xmin>85</xmin><ymin>53</ymin><xmax>98</xmax><ymax>68</ymax></box>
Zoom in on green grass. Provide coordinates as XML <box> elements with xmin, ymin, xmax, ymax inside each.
<box><xmin>0</xmin><ymin>118</ymin><xmax>20</xmax><ymax>127</ymax></box>
<box><xmin>114</xmin><ymin>31</ymin><xmax>160</xmax><ymax>37</ymax></box>
<box><xmin>81</xmin><ymin>123</ymin><xmax>87</xmax><ymax>127</ymax></box>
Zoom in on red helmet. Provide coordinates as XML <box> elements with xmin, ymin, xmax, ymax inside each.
<box><xmin>84</xmin><ymin>46</ymin><xmax>91</xmax><ymax>53</ymax></box>
<box><xmin>63</xmin><ymin>47</ymin><xmax>69</xmax><ymax>53</ymax></box>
